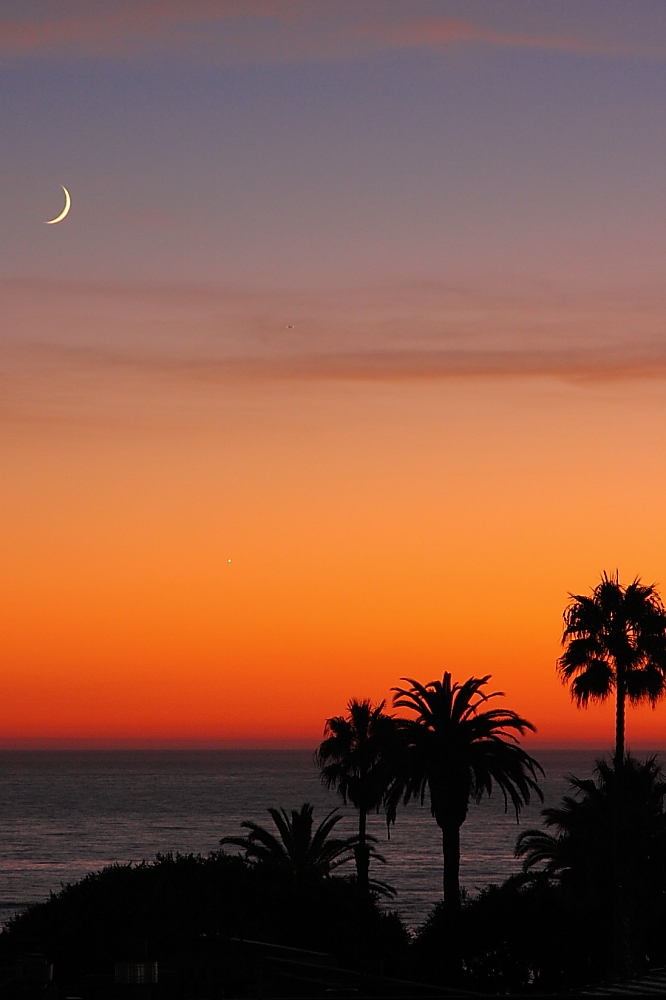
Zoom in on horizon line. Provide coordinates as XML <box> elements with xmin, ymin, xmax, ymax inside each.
<box><xmin>0</xmin><ymin>741</ymin><xmax>664</xmax><ymax>753</ymax></box>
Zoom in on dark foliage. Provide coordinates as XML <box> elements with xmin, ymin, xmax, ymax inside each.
<box><xmin>220</xmin><ymin>802</ymin><xmax>360</xmax><ymax>879</ymax></box>
<box><xmin>413</xmin><ymin>875</ymin><xmax>612</xmax><ymax>994</ymax></box>
<box><xmin>517</xmin><ymin>754</ymin><xmax>666</xmax><ymax>974</ymax></box>
<box><xmin>221</xmin><ymin>801</ymin><xmax>395</xmax><ymax>896</ymax></box>
<box><xmin>0</xmin><ymin>851</ymin><xmax>409</xmax><ymax>983</ymax></box>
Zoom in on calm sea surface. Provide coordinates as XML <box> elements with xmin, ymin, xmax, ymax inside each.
<box><xmin>0</xmin><ymin>749</ymin><xmax>621</xmax><ymax>929</ymax></box>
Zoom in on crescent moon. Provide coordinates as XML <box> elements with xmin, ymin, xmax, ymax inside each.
<box><xmin>45</xmin><ymin>186</ymin><xmax>71</xmax><ymax>225</ymax></box>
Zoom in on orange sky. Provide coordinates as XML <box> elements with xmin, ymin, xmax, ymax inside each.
<box><xmin>3</xmin><ymin>288</ymin><xmax>666</xmax><ymax>747</ymax></box>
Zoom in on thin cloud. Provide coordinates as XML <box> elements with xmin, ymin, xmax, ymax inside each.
<box><xmin>352</xmin><ymin>16</ymin><xmax>627</xmax><ymax>58</ymax></box>
<box><xmin>3</xmin><ymin>277</ymin><xmax>666</xmax><ymax>388</ymax></box>
<box><xmin>0</xmin><ymin>2</ymin><xmax>636</xmax><ymax>61</ymax></box>
<box><xmin>9</xmin><ymin>344</ymin><xmax>666</xmax><ymax>384</ymax></box>
<box><xmin>0</xmin><ymin>1</ymin><xmax>300</xmax><ymax>58</ymax></box>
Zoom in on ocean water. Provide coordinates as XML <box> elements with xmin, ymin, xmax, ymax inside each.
<box><xmin>0</xmin><ymin>749</ymin><xmax>611</xmax><ymax>929</ymax></box>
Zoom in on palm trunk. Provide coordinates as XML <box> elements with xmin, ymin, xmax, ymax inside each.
<box><xmin>441</xmin><ymin>821</ymin><xmax>461</xmax><ymax>916</ymax></box>
<box><xmin>613</xmin><ymin>663</ymin><xmax>629</xmax><ymax>974</ymax></box>
<box><xmin>615</xmin><ymin>667</ymin><xmax>625</xmax><ymax>770</ymax></box>
<box><xmin>356</xmin><ymin>805</ymin><xmax>369</xmax><ymax>893</ymax></box>
<box><xmin>441</xmin><ymin>820</ymin><xmax>462</xmax><ymax>980</ymax></box>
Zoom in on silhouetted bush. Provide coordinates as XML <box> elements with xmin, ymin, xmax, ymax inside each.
<box><xmin>0</xmin><ymin>851</ymin><xmax>409</xmax><ymax>981</ymax></box>
<box><xmin>413</xmin><ymin>874</ymin><xmax>615</xmax><ymax>993</ymax></box>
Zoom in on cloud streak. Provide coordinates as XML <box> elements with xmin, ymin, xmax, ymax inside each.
<box><xmin>0</xmin><ymin>1</ymin><xmax>297</xmax><ymax>57</ymax></box>
<box><xmin>3</xmin><ymin>278</ymin><xmax>666</xmax><ymax>384</ymax></box>
<box><xmin>352</xmin><ymin>16</ymin><xmax>627</xmax><ymax>58</ymax></box>
<box><xmin>0</xmin><ymin>2</ymin><xmax>635</xmax><ymax>61</ymax></box>
<box><xmin>3</xmin><ymin>276</ymin><xmax>666</xmax><ymax>429</ymax></box>
<box><xmin>8</xmin><ymin>342</ymin><xmax>666</xmax><ymax>385</ymax></box>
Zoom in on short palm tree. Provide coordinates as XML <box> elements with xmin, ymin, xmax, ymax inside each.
<box><xmin>516</xmin><ymin>755</ymin><xmax>666</xmax><ymax>975</ymax></box>
<box><xmin>388</xmin><ymin>673</ymin><xmax>542</xmax><ymax>920</ymax></box>
<box><xmin>220</xmin><ymin>802</ymin><xmax>389</xmax><ymax>888</ymax></box>
<box><xmin>316</xmin><ymin>699</ymin><xmax>398</xmax><ymax>893</ymax></box>
<box><xmin>516</xmin><ymin>755</ymin><xmax>666</xmax><ymax>889</ymax></box>
<box><xmin>559</xmin><ymin>573</ymin><xmax>666</xmax><ymax>769</ymax></box>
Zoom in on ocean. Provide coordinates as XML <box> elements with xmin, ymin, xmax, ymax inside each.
<box><xmin>0</xmin><ymin>748</ymin><xmax>614</xmax><ymax>929</ymax></box>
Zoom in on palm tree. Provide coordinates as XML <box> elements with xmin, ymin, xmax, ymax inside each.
<box><xmin>517</xmin><ymin>755</ymin><xmax>666</xmax><ymax>889</ymax></box>
<box><xmin>220</xmin><ymin>802</ymin><xmax>391</xmax><ymax>892</ymax></box>
<box><xmin>388</xmin><ymin>673</ymin><xmax>542</xmax><ymax>921</ymax></box>
<box><xmin>516</xmin><ymin>755</ymin><xmax>666</xmax><ymax>974</ymax></box>
<box><xmin>316</xmin><ymin>699</ymin><xmax>398</xmax><ymax>893</ymax></box>
<box><xmin>559</xmin><ymin>573</ymin><xmax>666</xmax><ymax>769</ymax></box>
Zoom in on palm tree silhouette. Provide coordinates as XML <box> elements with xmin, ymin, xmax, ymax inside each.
<box><xmin>559</xmin><ymin>573</ymin><xmax>666</xmax><ymax>769</ymax></box>
<box><xmin>517</xmin><ymin>755</ymin><xmax>666</xmax><ymax>885</ymax></box>
<box><xmin>316</xmin><ymin>699</ymin><xmax>398</xmax><ymax>893</ymax></box>
<box><xmin>220</xmin><ymin>802</ymin><xmax>392</xmax><ymax>892</ymax></box>
<box><xmin>516</xmin><ymin>755</ymin><xmax>666</xmax><ymax>975</ymax></box>
<box><xmin>388</xmin><ymin>673</ymin><xmax>542</xmax><ymax>921</ymax></box>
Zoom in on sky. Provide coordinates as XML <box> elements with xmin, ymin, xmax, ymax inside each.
<box><xmin>2</xmin><ymin>0</ymin><xmax>666</xmax><ymax>748</ymax></box>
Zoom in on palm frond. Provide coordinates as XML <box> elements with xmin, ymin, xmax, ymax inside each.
<box><xmin>220</xmin><ymin>802</ymin><xmax>358</xmax><ymax>881</ymax></box>
<box><xmin>559</xmin><ymin>574</ymin><xmax>666</xmax><ymax>758</ymax></box>
<box><xmin>389</xmin><ymin>671</ymin><xmax>543</xmax><ymax>825</ymax></box>
<box><xmin>513</xmin><ymin>754</ymin><xmax>666</xmax><ymax>901</ymax></box>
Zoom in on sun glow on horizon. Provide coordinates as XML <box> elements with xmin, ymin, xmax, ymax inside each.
<box><xmin>3</xmin><ymin>364</ymin><xmax>666</xmax><ymax>749</ymax></box>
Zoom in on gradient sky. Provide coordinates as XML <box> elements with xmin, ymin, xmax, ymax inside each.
<box><xmin>2</xmin><ymin>1</ymin><xmax>666</xmax><ymax>747</ymax></box>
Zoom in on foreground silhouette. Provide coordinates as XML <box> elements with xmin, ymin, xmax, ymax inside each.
<box><xmin>4</xmin><ymin>755</ymin><xmax>666</xmax><ymax>994</ymax></box>
<box><xmin>6</xmin><ymin>662</ymin><xmax>666</xmax><ymax>993</ymax></box>
<box><xmin>0</xmin><ymin>852</ymin><xmax>408</xmax><ymax>996</ymax></box>
<box><xmin>516</xmin><ymin>754</ymin><xmax>666</xmax><ymax>975</ymax></box>
<box><xmin>411</xmin><ymin>754</ymin><xmax>666</xmax><ymax>992</ymax></box>
<box><xmin>559</xmin><ymin>572</ymin><xmax>666</xmax><ymax>768</ymax></box>
<box><xmin>317</xmin><ymin>698</ymin><xmax>398</xmax><ymax>893</ymax></box>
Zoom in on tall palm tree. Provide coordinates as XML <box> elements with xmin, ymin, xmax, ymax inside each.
<box><xmin>559</xmin><ymin>573</ymin><xmax>666</xmax><ymax>769</ymax></box>
<box><xmin>388</xmin><ymin>673</ymin><xmax>542</xmax><ymax>921</ymax></box>
<box><xmin>220</xmin><ymin>803</ymin><xmax>359</xmax><ymax>883</ymax></box>
<box><xmin>316</xmin><ymin>699</ymin><xmax>398</xmax><ymax>893</ymax></box>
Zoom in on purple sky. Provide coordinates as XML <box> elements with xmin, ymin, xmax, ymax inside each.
<box><xmin>2</xmin><ymin>0</ymin><xmax>665</xmax><ymax>293</ymax></box>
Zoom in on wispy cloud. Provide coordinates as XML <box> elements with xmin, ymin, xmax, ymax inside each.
<box><xmin>3</xmin><ymin>276</ymin><xmax>666</xmax><ymax>428</ymax></box>
<box><xmin>0</xmin><ymin>2</ymin><xmax>635</xmax><ymax>62</ymax></box>
<box><xmin>20</xmin><ymin>347</ymin><xmax>666</xmax><ymax>383</ymax></box>
<box><xmin>0</xmin><ymin>1</ymin><xmax>299</xmax><ymax>58</ymax></box>
<box><xmin>3</xmin><ymin>277</ymin><xmax>666</xmax><ymax>381</ymax></box>
<box><xmin>352</xmin><ymin>16</ymin><xmax>627</xmax><ymax>58</ymax></box>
